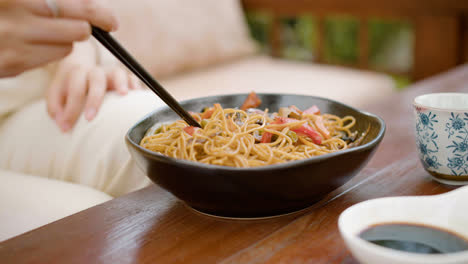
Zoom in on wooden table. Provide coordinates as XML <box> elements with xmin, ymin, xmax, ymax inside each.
<box><xmin>1</xmin><ymin>66</ymin><xmax>467</xmax><ymax>264</ymax></box>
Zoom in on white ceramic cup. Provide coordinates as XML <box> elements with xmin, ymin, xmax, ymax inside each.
<box><xmin>413</xmin><ymin>93</ymin><xmax>468</xmax><ymax>185</ymax></box>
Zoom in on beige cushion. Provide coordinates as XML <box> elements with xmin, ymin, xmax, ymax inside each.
<box><xmin>161</xmin><ymin>56</ymin><xmax>396</xmax><ymax>108</ymax></box>
<box><xmin>0</xmin><ymin>170</ymin><xmax>112</xmax><ymax>242</ymax></box>
<box><xmin>104</xmin><ymin>0</ymin><xmax>257</xmax><ymax>78</ymax></box>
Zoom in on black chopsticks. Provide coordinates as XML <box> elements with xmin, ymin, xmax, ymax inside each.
<box><xmin>91</xmin><ymin>26</ymin><xmax>201</xmax><ymax>128</ymax></box>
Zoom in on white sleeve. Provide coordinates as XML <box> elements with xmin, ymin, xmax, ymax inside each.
<box><xmin>0</xmin><ymin>67</ymin><xmax>52</xmax><ymax>121</ymax></box>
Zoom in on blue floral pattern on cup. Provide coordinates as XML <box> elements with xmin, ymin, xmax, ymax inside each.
<box><xmin>414</xmin><ymin>93</ymin><xmax>468</xmax><ymax>185</ymax></box>
<box><xmin>446</xmin><ymin>113</ymin><xmax>468</xmax><ymax>175</ymax></box>
<box><xmin>415</xmin><ymin>111</ymin><xmax>441</xmax><ymax>170</ymax></box>
<box><xmin>415</xmin><ymin>109</ymin><xmax>468</xmax><ymax>177</ymax></box>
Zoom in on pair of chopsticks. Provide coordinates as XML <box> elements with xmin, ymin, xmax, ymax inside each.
<box><xmin>91</xmin><ymin>26</ymin><xmax>201</xmax><ymax>128</ymax></box>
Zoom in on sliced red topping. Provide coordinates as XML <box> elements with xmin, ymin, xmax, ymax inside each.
<box><xmin>241</xmin><ymin>92</ymin><xmax>262</xmax><ymax>111</ymax></box>
<box><xmin>272</xmin><ymin>117</ymin><xmax>322</xmax><ymax>144</ymax></box>
<box><xmin>201</xmin><ymin>108</ymin><xmax>215</xmax><ymax>119</ymax></box>
<box><xmin>260</xmin><ymin>132</ymin><xmax>273</xmax><ymax>143</ymax></box>
<box><xmin>292</xmin><ymin>125</ymin><xmax>322</xmax><ymax>144</ymax></box>
<box><xmin>314</xmin><ymin>116</ymin><xmax>330</xmax><ymax>139</ymax></box>
<box><xmin>183</xmin><ymin>126</ymin><xmax>198</xmax><ymax>136</ymax></box>
<box><xmin>288</xmin><ymin>105</ymin><xmax>303</xmax><ymax>118</ymax></box>
<box><xmin>303</xmin><ymin>105</ymin><xmax>320</xmax><ymax>115</ymax></box>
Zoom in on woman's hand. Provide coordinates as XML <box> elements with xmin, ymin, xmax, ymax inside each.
<box><xmin>0</xmin><ymin>0</ymin><xmax>118</xmax><ymax>77</ymax></box>
<box><xmin>46</xmin><ymin>48</ymin><xmax>142</xmax><ymax>132</ymax></box>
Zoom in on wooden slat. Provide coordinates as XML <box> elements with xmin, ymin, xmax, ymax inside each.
<box><xmin>462</xmin><ymin>14</ymin><xmax>468</xmax><ymax>63</ymax></box>
<box><xmin>269</xmin><ymin>16</ymin><xmax>282</xmax><ymax>57</ymax></box>
<box><xmin>242</xmin><ymin>0</ymin><xmax>468</xmax><ymax>16</ymax></box>
<box><xmin>314</xmin><ymin>15</ymin><xmax>325</xmax><ymax>63</ymax></box>
<box><xmin>358</xmin><ymin>18</ymin><xmax>369</xmax><ymax>69</ymax></box>
<box><xmin>413</xmin><ymin>15</ymin><xmax>460</xmax><ymax>80</ymax></box>
<box><xmin>222</xmin><ymin>157</ymin><xmax>456</xmax><ymax>264</ymax></box>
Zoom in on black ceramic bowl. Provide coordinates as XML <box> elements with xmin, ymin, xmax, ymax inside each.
<box><xmin>126</xmin><ymin>93</ymin><xmax>385</xmax><ymax>218</ymax></box>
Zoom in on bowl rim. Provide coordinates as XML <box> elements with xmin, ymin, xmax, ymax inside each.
<box><xmin>125</xmin><ymin>93</ymin><xmax>386</xmax><ymax>171</ymax></box>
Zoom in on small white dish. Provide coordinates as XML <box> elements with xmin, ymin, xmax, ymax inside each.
<box><xmin>338</xmin><ymin>186</ymin><xmax>468</xmax><ymax>264</ymax></box>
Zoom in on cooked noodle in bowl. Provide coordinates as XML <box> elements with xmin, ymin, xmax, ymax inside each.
<box><xmin>140</xmin><ymin>92</ymin><xmax>366</xmax><ymax>168</ymax></box>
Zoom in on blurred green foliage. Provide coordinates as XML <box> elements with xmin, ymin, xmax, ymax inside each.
<box><xmin>245</xmin><ymin>11</ymin><xmax>413</xmax><ymax>89</ymax></box>
<box><xmin>246</xmin><ymin>11</ymin><xmax>272</xmax><ymax>52</ymax></box>
<box><xmin>392</xmin><ymin>75</ymin><xmax>412</xmax><ymax>90</ymax></box>
<box><xmin>324</xmin><ymin>16</ymin><xmax>359</xmax><ymax>64</ymax></box>
<box><xmin>369</xmin><ymin>18</ymin><xmax>413</xmax><ymax>72</ymax></box>
<box><xmin>279</xmin><ymin>16</ymin><xmax>316</xmax><ymax>61</ymax></box>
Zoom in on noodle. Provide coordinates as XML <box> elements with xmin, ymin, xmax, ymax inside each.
<box><xmin>140</xmin><ymin>100</ymin><xmax>361</xmax><ymax>168</ymax></box>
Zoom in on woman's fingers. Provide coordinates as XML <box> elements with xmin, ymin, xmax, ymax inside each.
<box><xmin>46</xmin><ymin>66</ymin><xmax>71</xmax><ymax>120</ymax></box>
<box><xmin>47</xmin><ymin>64</ymin><xmax>140</xmax><ymax>132</ymax></box>
<box><xmin>59</xmin><ymin>0</ymin><xmax>118</xmax><ymax>32</ymax></box>
<box><xmin>84</xmin><ymin>68</ymin><xmax>106</xmax><ymax>121</ymax></box>
<box><xmin>23</xmin><ymin>17</ymin><xmax>91</xmax><ymax>45</ymax></box>
<box><xmin>108</xmin><ymin>67</ymin><xmax>129</xmax><ymax>95</ymax></box>
<box><xmin>59</xmin><ymin>66</ymin><xmax>89</xmax><ymax>132</ymax></box>
<box><xmin>23</xmin><ymin>0</ymin><xmax>118</xmax><ymax>32</ymax></box>
<box><xmin>129</xmin><ymin>74</ymin><xmax>143</xmax><ymax>90</ymax></box>
<box><xmin>24</xmin><ymin>43</ymin><xmax>73</xmax><ymax>70</ymax></box>
<box><xmin>0</xmin><ymin>0</ymin><xmax>117</xmax><ymax>77</ymax></box>
<box><xmin>0</xmin><ymin>43</ymin><xmax>72</xmax><ymax>77</ymax></box>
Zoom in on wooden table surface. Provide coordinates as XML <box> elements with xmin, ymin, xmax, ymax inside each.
<box><xmin>1</xmin><ymin>66</ymin><xmax>468</xmax><ymax>264</ymax></box>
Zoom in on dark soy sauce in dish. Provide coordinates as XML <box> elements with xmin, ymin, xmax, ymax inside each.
<box><xmin>359</xmin><ymin>223</ymin><xmax>468</xmax><ymax>254</ymax></box>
